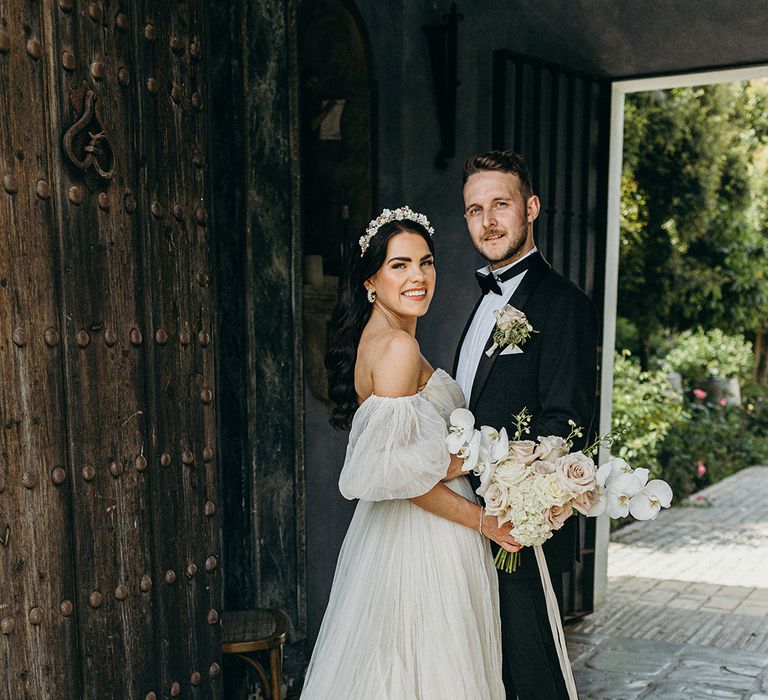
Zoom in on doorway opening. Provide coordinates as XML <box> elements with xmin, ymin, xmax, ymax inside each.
<box><xmin>596</xmin><ymin>64</ymin><xmax>768</xmax><ymax>600</ymax></box>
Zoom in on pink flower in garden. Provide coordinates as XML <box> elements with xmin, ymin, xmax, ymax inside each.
<box><xmin>693</xmin><ymin>388</ymin><xmax>707</xmax><ymax>400</ymax></box>
<box><xmin>697</xmin><ymin>461</ymin><xmax>707</xmax><ymax>478</ymax></box>
<box><xmin>719</xmin><ymin>398</ymin><xmax>727</xmax><ymax>407</ymax></box>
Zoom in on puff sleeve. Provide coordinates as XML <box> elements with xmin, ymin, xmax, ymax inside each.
<box><xmin>339</xmin><ymin>394</ymin><xmax>451</xmax><ymax>502</ymax></box>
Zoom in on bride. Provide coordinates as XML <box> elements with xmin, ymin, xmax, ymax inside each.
<box><xmin>300</xmin><ymin>207</ymin><xmax>521</xmax><ymax>699</ymax></box>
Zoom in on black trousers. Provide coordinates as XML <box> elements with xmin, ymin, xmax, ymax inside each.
<box><xmin>498</xmin><ymin>573</ymin><xmax>569</xmax><ymax>700</ymax></box>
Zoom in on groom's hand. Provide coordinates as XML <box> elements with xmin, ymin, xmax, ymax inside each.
<box><xmin>482</xmin><ymin>514</ymin><xmax>522</xmax><ymax>552</ymax></box>
<box><xmin>442</xmin><ymin>453</ymin><xmax>465</xmax><ymax>481</ymax></box>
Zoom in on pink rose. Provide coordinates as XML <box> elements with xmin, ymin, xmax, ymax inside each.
<box><xmin>693</xmin><ymin>388</ymin><xmax>707</xmax><ymax>400</ymax></box>
<box><xmin>494</xmin><ymin>304</ymin><xmax>529</xmax><ymax>330</ymax></box>
<box><xmin>572</xmin><ymin>489</ymin><xmax>600</xmax><ymax>516</ymax></box>
<box><xmin>535</xmin><ymin>435</ymin><xmax>570</xmax><ymax>462</ymax></box>
<box><xmin>483</xmin><ymin>482</ymin><xmax>509</xmax><ymax>515</ymax></box>
<box><xmin>545</xmin><ymin>502</ymin><xmax>573</xmax><ymax>530</ymax></box>
<box><xmin>531</xmin><ymin>460</ymin><xmax>556</xmax><ymax>475</ymax></box>
<box><xmin>554</xmin><ymin>451</ymin><xmax>597</xmax><ymax>494</ymax></box>
<box><xmin>697</xmin><ymin>461</ymin><xmax>707</xmax><ymax>478</ymax></box>
<box><xmin>507</xmin><ymin>439</ymin><xmax>538</xmax><ymax>465</ymax></box>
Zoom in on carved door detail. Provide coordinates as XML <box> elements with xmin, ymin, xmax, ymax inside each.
<box><xmin>0</xmin><ymin>2</ymin><xmax>221</xmax><ymax>698</ymax></box>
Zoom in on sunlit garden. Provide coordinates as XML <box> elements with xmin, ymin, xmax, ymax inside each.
<box><xmin>611</xmin><ymin>80</ymin><xmax>768</xmax><ymax>502</ymax></box>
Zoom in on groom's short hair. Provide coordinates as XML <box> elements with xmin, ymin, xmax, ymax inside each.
<box><xmin>462</xmin><ymin>151</ymin><xmax>533</xmax><ymax>202</ymax></box>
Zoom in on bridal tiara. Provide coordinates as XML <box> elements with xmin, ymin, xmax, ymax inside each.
<box><xmin>359</xmin><ymin>206</ymin><xmax>435</xmax><ymax>256</ymax></box>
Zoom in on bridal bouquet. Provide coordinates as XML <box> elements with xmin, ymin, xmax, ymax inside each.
<box><xmin>447</xmin><ymin>408</ymin><xmax>673</xmax><ymax>572</ymax></box>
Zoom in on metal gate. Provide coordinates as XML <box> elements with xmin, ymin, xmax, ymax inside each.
<box><xmin>491</xmin><ymin>48</ymin><xmax>611</xmax><ymax>617</ymax></box>
<box><xmin>0</xmin><ymin>2</ymin><xmax>221</xmax><ymax>697</ymax></box>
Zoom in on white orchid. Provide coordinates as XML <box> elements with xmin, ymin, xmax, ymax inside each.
<box><xmin>475</xmin><ymin>457</ymin><xmax>498</xmax><ymax>498</ymax></box>
<box><xmin>458</xmin><ymin>429</ymin><xmax>482</xmax><ymax>473</ymax></box>
<box><xmin>588</xmin><ymin>459</ymin><xmax>672</xmax><ymax>520</ymax></box>
<box><xmin>480</xmin><ymin>425</ymin><xmax>510</xmax><ymax>464</ymax></box>
<box><xmin>605</xmin><ymin>469</ymin><xmax>649</xmax><ymax>518</ymax></box>
<box><xmin>596</xmin><ymin>457</ymin><xmax>631</xmax><ymax>487</ymax></box>
<box><xmin>629</xmin><ymin>479</ymin><xmax>673</xmax><ymax>520</ymax></box>
<box><xmin>447</xmin><ymin>408</ymin><xmax>476</xmax><ymax>454</ymax></box>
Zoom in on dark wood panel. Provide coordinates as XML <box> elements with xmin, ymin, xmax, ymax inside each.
<box><xmin>131</xmin><ymin>0</ymin><xmax>222</xmax><ymax>695</ymax></box>
<box><xmin>0</xmin><ymin>2</ymin><xmax>80</xmax><ymax>697</ymax></box>
<box><xmin>241</xmin><ymin>0</ymin><xmax>306</xmax><ymax>632</ymax></box>
<box><xmin>206</xmin><ymin>0</ymin><xmax>255</xmax><ymax>618</ymax></box>
<box><xmin>42</xmin><ymin>2</ymin><xmax>158</xmax><ymax>696</ymax></box>
<box><xmin>2</xmin><ymin>2</ymin><xmax>223</xmax><ymax>697</ymax></box>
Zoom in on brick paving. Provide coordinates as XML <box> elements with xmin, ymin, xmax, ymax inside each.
<box><xmin>567</xmin><ymin>466</ymin><xmax>768</xmax><ymax>699</ymax></box>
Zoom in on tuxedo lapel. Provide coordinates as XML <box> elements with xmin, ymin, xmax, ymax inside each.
<box><xmin>452</xmin><ymin>292</ymin><xmax>485</xmax><ymax>376</ymax></box>
<box><xmin>468</xmin><ymin>252</ymin><xmax>551</xmax><ymax>412</ymax></box>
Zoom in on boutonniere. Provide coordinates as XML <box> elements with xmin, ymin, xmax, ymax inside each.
<box><xmin>485</xmin><ymin>304</ymin><xmax>537</xmax><ymax>357</ymax></box>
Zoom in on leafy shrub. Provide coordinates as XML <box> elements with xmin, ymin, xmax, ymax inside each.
<box><xmin>743</xmin><ymin>379</ymin><xmax>768</xmax><ymax>461</ymax></box>
<box><xmin>615</xmin><ymin>316</ymin><xmax>641</xmax><ymax>358</ymax></box>
<box><xmin>658</xmin><ymin>328</ymin><xmax>753</xmax><ymax>385</ymax></box>
<box><xmin>659</xmin><ymin>401</ymin><xmax>766</xmax><ymax>499</ymax></box>
<box><xmin>611</xmin><ymin>351</ymin><xmax>687</xmax><ymax>476</ymax></box>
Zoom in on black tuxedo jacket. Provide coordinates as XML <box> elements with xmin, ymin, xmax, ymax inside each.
<box><xmin>453</xmin><ymin>251</ymin><xmax>599</xmax><ymax>578</ymax></box>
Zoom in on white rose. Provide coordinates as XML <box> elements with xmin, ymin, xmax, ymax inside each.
<box><xmin>534</xmin><ymin>473</ymin><xmax>572</xmax><ymax>506</ymax></box>
<box><xmin>493</xmin><ymin>456</ymin><xmax>529</xmax><ymax>487</ymax></box>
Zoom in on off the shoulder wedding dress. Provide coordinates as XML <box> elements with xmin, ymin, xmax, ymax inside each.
<box><xmin>301</xmin><ymin>369</ymin><xmax>504</xmax><ymax>699</ymax></box>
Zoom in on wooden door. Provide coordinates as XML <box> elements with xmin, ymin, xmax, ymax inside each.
<box><xmin>491</xmin><ymin>49</ymin><xmax>611</xmax><ymax>617</ymax></box>
<box><xmin>0</xmin><ymin>2</ymin><xmax>221</xmax><ymax>698</ymax></box>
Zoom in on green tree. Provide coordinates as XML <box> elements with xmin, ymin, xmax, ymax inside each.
<box><xmin>619</xmin><ymin>81</ymin><xmax>768</xmax><ymax>377</ymax></box>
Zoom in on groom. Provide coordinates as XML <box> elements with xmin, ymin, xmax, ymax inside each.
<box><xmin>454</xmin><ymin>151</ymin><xmax>599</xmax><ymax>699</ymax></box>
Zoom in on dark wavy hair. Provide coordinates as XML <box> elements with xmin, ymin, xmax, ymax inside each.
<box><xmin>325</xmin><ymin>218</ymin><xmax>435</xmax><ymax>430</ymax></box>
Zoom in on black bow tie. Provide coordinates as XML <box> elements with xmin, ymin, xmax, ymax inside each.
<box><xmin>474</xmin><ymin>254</ymin><xmax>536</xmax><ymax>295</ymax></box>
<box><xmin>475</xmin><ymin>270</ymin><xmax>502</xmax><ymax>295</ymax></box>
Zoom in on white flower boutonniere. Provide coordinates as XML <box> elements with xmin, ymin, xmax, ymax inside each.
<box><xmin>485</xmin><ymin>304</ymin><xmax>537</xmax><ymax>357</ymax></box>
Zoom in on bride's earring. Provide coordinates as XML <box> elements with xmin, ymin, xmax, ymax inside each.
<box><xmin>367</xmin><ymin>288</ymin><xmax>376</xmax><ymax>304</ymax></box>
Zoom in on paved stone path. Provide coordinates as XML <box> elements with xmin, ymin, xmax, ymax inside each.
<box><xmin>567</xmin><ymin>465</ymin><xmax>768</xmax><ymax>699</ymax></box>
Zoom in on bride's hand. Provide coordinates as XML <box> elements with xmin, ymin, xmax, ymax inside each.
<box><xmin>442</xmin><ymin>453</ymin><xmax>465</xmax><ymax>481</ymax></box>
<box><xmin>482</xmin><ymin>513</ymin><xmax>523</xmax><ymax>552</ymax></box>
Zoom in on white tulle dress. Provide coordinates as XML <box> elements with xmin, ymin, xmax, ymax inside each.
<box><xmin>301</xmin><ymin>369</ymin><xmax>504</xmax><ymax>699</ymax></box>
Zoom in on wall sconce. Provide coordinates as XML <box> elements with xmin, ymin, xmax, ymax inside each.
<box><xmin>422</xmin><ymin>2</ymin><xmax>462</xmax><ymax>169</ymax></box>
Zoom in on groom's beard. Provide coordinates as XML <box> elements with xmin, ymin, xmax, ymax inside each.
<box><xmin>477</xmin><ymin>223</ymin><xmax>528</xmax><ymax>265</ymax></box>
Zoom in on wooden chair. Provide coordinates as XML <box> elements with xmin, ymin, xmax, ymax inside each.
<box><xmin>222</xmin><ymin>609</ymin><xmax>290</xmax><ymax>699</ymax></box>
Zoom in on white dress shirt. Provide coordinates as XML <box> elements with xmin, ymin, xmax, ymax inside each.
<box><xmin>455</xmin><ymin>248</ymin><xmax>538</xmax><ymax>405</ymax></box>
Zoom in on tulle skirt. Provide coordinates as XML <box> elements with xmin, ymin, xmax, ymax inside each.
<box><xmin>301</xmin><ymin>476</ymin><xmax>505</xmax><ymax>699</ymax></box>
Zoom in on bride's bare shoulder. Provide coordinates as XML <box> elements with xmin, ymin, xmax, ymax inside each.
<box><xmin>358</xmin><ymin>329</ymin><xmax>421</xmax><ymax>398</ymax></box>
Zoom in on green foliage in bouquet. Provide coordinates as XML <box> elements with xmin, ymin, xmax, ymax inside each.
<box><xmin>611</xmin><ymin>350</ymin><xmax>687</xmax><ymax>478</ymax></box>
